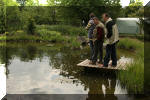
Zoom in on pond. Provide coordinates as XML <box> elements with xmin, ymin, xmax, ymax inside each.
<box><xmin>0</xmin><ymin>42</ymin><xmax>145</xmax><ymax>100</ymax></box>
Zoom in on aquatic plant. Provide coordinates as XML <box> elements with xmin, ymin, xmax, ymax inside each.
<box><xmin>118</xmin><ymin>38</ymin><xmax>144</xmax><ymax>93</ymax></box>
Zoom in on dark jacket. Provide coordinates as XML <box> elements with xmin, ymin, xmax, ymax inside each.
<box><xmin>106</xmin><ymin>20</ymin><xmax>115</xmax><ymax>38</ymax></box>
<box><xmin>105</xmin><ymin>18</ymin><xmax>119</xmax><ymax>44</ymax></box>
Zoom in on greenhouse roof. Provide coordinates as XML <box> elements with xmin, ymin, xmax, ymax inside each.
<box><xmin>146</xmin><ymin>1</ymin><xmax>150</xmax><ymax>6</ymax></box>
<box><xmin>117</xmin><ymin>18</ymin><xmax>139</xmax><ymax>21</ymax></box>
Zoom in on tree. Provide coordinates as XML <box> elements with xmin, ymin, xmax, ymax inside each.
<box><xmin>2</xmin><ymin>0</ymin><xmax>19</xmax><ymax>6</ymax></box>
<box><xmin>130</xmin><ymin>0</ymin><xmax>135</xmax><ymax>4</ymax></box>
<box><xmin>47</xmin><ymin>0</ymin><xmax>60</xmax><ymax>6</ymax></box>
<box><xmin>124</xmin><ymin>0</ymin><xmax>143</xmax><ymax>17</ymax></box>
<box><xmin>16</xmin><ymin>0</ymin><xmax>28</xmax><ymax>6</ymax></box>
<box><xmin>27</xmin><ymin>18</ymin><xmax>36</xmax><ymax>35</ymax></box>
<box><xmin>0</xmin><ymin>1</ymin><xmax>6</xmax><ymax>34</ymax></box>
<box><xmin>55</xmin><ymin>0</ymin><xmax>122</xmax><ymax>25</ymax></box>
<box><xmin>123</xmin><ymin>0</ymin><xmax>144</xmax><ymax>34</ymax></box>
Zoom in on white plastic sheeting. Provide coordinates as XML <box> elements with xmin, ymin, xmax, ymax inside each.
<box><xmin>146</xmin><ymin>1</ymin><xmax>150</xmax><ymax>6</ymax></box>
<box><xmin>116</xmin><ymin>18</ymin><xmax>140</xmax><ymax>34</ymax></box>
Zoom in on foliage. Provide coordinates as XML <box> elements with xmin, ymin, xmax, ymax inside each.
<box><xmin>118</xmin><ymin>58</ymin><xmax>144</xmax><ymax>93</ymax></box>
<box><xmin>118</xmin><ymin>38</ymin><xmax>144</xmax><ymax>51</ymax></box>
<box><xmin>36</xmin><ymin>25</ymin><xmax>87</xmax><ymax>36</ymax></box>
<box><xmin>36</xmin><ymin>29</ymin><xmax>64</xmax><ymax>42</ymax></box>
<box><xmin>0</xmin><ymin>4</ymin><xmax>6</xmax><ymax>34</ymax></box>
<box><xmin>124</xmin><ymin>0</ymin><xmax>143</xmax><ymax>17</ymax></box>
<box><xmin>118</xmin><ymin>37</ymin><xmax>144</xmax><ymax>93</ymax></box>
<box><xmin>26</xmin><ymin>18</ymin><xmax>36</xmax><ymax>35</ymax></box>
<box><xmin>1</xmin><ymin>0</ymin><xmax>19</xmax><ymax>6</ymax></box>
<box><xmin>123</xmin><ymin>0</ymin><xmax>144</xmax><ymax>34</ymax></box>
<box><xmin>5</xmin><ymin>1</ymin><xmax>123</xmax><ymax>30</ymax></box>
<box><xmin>6</xmin><ymin>6</ymin><xmax>22</xmax><ymax>31</ymax></box>
<box><xmin>16</xmin><ymin>0</ymin><xmax>28</xmax><ymax>6</ymax></box>
<box><xmin>0</xmin><ymin>35</ymin><xmax>6</xmax><ymax>41</ymax></box>
<box><xmin>68</xmin><ymin>37</ymin><xmax>80</xmax><ymax>48</ymax></box>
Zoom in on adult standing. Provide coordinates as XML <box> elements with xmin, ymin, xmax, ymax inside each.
<box><xmin>102</xmin><ymin>13</ymin><xmax>119</xmax><ymax>67</ymax></box>
<box><xmin>85</xmin><ymin>13</ymin><xmax>96</xmax><ymax>61</ymax></box>
<box><xmin>91</xmin><ymin>17</ymin><xmax>105</xmax><ymax>65</ymax></box>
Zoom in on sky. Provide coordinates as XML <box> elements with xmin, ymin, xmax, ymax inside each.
<box><xmin>39</xmin><ymin>0</ymin><xmax>150</xmax><ymax>6</ymax></box>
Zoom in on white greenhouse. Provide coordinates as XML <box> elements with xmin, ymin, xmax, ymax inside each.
<box><xmin>116</xmin><ymin>18</ymin><xmax>141</xmax><ymax>34</ymax></box>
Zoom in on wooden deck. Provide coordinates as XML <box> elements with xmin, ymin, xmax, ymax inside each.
<box><xmin>77</xmin><ymin>58</ymin><xmax>132</xmax><ymax>70</ymax></box>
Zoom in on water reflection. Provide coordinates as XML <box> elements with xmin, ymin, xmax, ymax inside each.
<box><xmin>0</xmin><ymin>64</ymin><xmax>6</xmax><ymax>100</ymax></box>
<box><xmin>0</xmin><ymin>43</ymin><xmax>136</xmax><ymax>98</ymax></box>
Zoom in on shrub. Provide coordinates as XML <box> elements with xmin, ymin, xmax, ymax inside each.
<box><xmin>68</xmin><ymin>37</ymin><xmax>80</xmax><ymax>48</ymax></box>
<box><xmin>36</xmin><ymin>25</ymin><xmax>87</xmax><ymax>36</ymax></box>
<box><xmin>36</xmin><ymin>29</ymin><xmax>64</xmax><ymax>42</ymax></box>
<box><xmin>27</xmin><ymin>18</ymin><xmax>36</xmax><ymax>35</ymax></box>
<box><xmin>0</xmin><ymin>35</ymin><xmax>6</xmax><ymax>41</ymax></box>
<box><xmin>0</xmin><ymin>6</ymin><xmax>5</xmax><ymax>34</ymax></box>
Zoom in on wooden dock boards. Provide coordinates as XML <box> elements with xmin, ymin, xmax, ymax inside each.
<box><xmin>77</xmin><ymin>59</ymin><xmax>131</xmax><ymax>70</ymax></box>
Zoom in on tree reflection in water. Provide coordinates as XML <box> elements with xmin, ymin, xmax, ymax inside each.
<box><xmin>0</xmin><ymin>43</ymin><xmax>140</xmax><ymax>99</ymax></box>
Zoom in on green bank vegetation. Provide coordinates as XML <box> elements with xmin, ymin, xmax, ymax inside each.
<box><xmin>0</xmin><ymin>24</ymin><xmax>86</xmax><ymax>48</ymax></box>
<box><xmin>118</xmin><ymin>38</ymin><xmax>144</xmax><ymax>93</ymax></box>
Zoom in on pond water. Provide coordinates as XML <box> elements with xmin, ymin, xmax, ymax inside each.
<box><xmin>0</xmin><ymin>43</ymin><xmax>146</xmax><ymax>100</ymax></box>
<box><xmin>0</xmin><ymin>64</ymin><xmax>6</xmax><ymax>100</ymax></box>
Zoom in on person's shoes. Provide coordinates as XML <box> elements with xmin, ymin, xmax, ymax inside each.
<box><xmin>103</xmin><ymin>64</ymin><xmax>108</xmax><ymax>67</ymax></box>
<box><xmin>98</xmin><ymin>61</ymin><xmax>103</xmax><ymax>64</ymax></box>
<box><xmin>89</xmin><ymin>60</ymin><xmax>93</xmax><ymax>64</ymax></box>
<box><xmin>112</xmin><ymin>65</ymin><xmax>117</xmax><ymax>67</ymax></box>
<box><xmin>98</xmin><ymin>64</ymin><xmax>103</xmax><ymax>67</ymax></box>
<box><xmin>91</xmin><ymin>62</ymin><xmax>96</xmax><ymax>65</ymax></box>
<box><xmin>89</xmin><ymin>61</ymin><xmax>96</xmax><ymax>65</ymax></box>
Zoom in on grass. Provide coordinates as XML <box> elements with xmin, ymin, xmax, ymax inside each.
<box><xmin>68</xmin><ymin>37</ymin><xmax>81</xmax><ymax>48</ymax></box>
<box><xmin>6</xmin><ymin>34</ymin><xmax>41</xmax><ymax>41</ymax></box>
<box><xmin>118</xmin><ymin>58</ymin><xmax>144</xmax><ymax>93</ymax></box>
<box><xmin>36</xmin><ymin>29</ymin><xmax>67</xmax><ymax>42</ymax></box>
<box><xmin>118</xmin><ymin>38</ymin><xmax>144</xmax><ymax>51</ymax></box>
<box><xmin>118</xmin><ymin>38</ymin><xmax>144</xmax><ymax>93</ymax></box>
<box><xmin>119</xmin><ymin>33</ymin><xmax>144</xmax><ymax>41</ymax></box>
<box><xmin>0</xmin><ymin>25</ymin><xmax>85</xmax><ymax>48</ymax></box>
<box><xmin>36</xmin><ymin>25</ymin><xmax>87</xmax><ymax>36</ymax></box>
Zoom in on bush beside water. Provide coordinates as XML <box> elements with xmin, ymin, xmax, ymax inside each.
<box><xmin>36</xmin><ymin>25</ymin><xmax>87</xmax><ymax>36</ymax></box>
<box><xmin>2</xmin><ymin>25</ymin><xmax>86</xmax><ymax>48</ymax></box>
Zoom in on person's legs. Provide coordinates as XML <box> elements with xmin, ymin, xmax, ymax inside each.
<box><xmin>104</xmin><ymin>44</ymin><xmax>111</xmax><ymax>67</ymax></box>
<box><xmin>111</xmin><ymin>43</ymin><xmax>117</xmax><ymax>66</ymax></box>
<box><xmin>98</xmin><ymin>41</ymin><xmax>103</xmax><ymax>63</ymax></box>
<box><xmin>89</xmin><ymin>40</ymin><xmax>94</xmax><ymax>60</ymax></box>
<box><xmin>92</xmin><ymin>40</ymin><xmax>98</xmax><ymax>64</ymax></box>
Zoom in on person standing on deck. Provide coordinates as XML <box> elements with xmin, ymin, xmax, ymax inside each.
<box><xmin>102</xmin><ymin>13</ymin><xmax>119</xmax><ymax>67</ymax></box>
<box><xmin>90</xmin><ymin>17</ymin><xmax>105</xmax><ymax>65</ymax></box>
<box><xmin>85</xmin><ymin>13</ymin><xmax>96</xmax><ymax>61</ymax></box>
